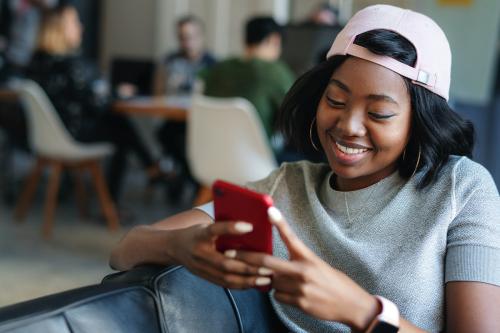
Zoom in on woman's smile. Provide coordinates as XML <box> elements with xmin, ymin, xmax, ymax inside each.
<box><xmin>327</xmin><ymin>133</ymin><xmax>373</xmax><ymax>166</ymax></box>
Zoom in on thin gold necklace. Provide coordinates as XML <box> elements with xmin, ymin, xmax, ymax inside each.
<box><xmin>343</xmin><ymin>183</ymin><xmax>379</xmax><ymax>224</ymax></box>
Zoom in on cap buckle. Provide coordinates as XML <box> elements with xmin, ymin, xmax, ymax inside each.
<box><xmin>417</xmin><ymin>70</ymin><xmax>430</xmax><ymax>85</ymax></box>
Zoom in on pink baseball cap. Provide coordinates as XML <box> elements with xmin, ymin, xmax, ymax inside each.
<box><xmin>326</xmin><ymin>4</ymin><xmax>451</xmax><ymax>100</ymax></box>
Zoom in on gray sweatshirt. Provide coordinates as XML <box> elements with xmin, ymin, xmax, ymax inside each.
<box><xmin>199</xmin><ymin>156</ymin><xmax>500</xmax><ymax>332</ymax></box>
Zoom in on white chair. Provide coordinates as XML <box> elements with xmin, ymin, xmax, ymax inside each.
<box><xmin>187</xmin><ymin>95</ymin><xmax>278</xmax><ymax>204</ymax></box>
<box><xmin>12</xmin><ymin>79</ymin><xmax>119</xmax><ymax>238</ymax></box>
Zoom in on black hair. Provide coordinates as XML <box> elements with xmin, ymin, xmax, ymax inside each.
<box><xmin>245</xmin><ymin>17</ymin><xmax>282</xmax><ymax>45</ymax></box>
<box><xmin>278</xmin><ymin>29</ymin><xmax>474</xmax><ymax>189</ymax></box>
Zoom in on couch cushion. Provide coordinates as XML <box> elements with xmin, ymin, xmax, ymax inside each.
<box><xmin>154</xmin><ymin>266</ymin><xmax>240</xmax><ymax>333</ymax></box>
<box><xmin>0</xmin><ymin>284</ymin><xmax>162</xmax><ymax>333</ymax></box>
<box><xmin>230</xmin><ymin>289</ymin><xmax>288</xmax><ymax>333</ymax></box>
<box><xmin>103</xmin><ymin>265</ymin><xmax>288</xmax><ymax>333</ymax></box>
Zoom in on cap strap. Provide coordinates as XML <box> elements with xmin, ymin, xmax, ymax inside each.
<box><xmin>346</xmin><ymin>44</ymin><xmax>436</xmax><ymax>88</ymax></box>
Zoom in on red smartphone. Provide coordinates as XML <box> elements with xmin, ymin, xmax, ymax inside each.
<box><xmin>213</xmin><ymin>180</ymin><xmax>273</xmax><ymax>255</ymax></box>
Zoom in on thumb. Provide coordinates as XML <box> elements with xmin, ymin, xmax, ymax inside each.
<box><xmin>267</xmin><ymin>207</ymin><xmax>313</xmax><ymax>258</ymax></box>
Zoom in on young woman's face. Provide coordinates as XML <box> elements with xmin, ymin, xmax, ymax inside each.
<box><xmin>316</xmin><ymin>57</ymin><xmax>412</xmax><ymax>191</ymax></box>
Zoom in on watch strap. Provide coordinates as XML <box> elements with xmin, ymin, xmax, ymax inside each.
<box><xmin>365</xmin><ymin>295</ymin><xmax>400</xmax><ymax>333</ymax></box>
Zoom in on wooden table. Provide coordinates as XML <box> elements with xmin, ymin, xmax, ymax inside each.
<box><xmin>113</xmin><ymin>95</ymin><xmax>191</xmax><ymax>121</ymax></box>
<box><xmin>113</xmin><ymin>94</ymin><xmax>213</xmax><ymax>205</ymax></box>
<box><xmin>0</xmin><ymin>88</ymin><xmax>19</xmax><ymax>102</ymax></box>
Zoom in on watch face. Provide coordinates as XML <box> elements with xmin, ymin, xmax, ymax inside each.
<box><xmin>372</xmin><ymin>322</ymin><xmax>399</xmax><ymax>333</ymax></box>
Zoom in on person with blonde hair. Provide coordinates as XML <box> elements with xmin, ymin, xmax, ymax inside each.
<box><xmin>27</xmin><ymin>4</ymin><xmax>168</xmax><ymax>206</ymax></box>
<box><xmin>0</xmin><ymin>0</ymin><xmax>58</xmax><ymax>78</ymax></box>
<box><xmin>36</xmin><ymin>1</ymin><xmax>81</xmax><ymax>55</ymax></box>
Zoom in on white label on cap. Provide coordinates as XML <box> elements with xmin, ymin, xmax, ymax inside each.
<box><xmin>417</xmin><ymin>70</ymin><xmax>430</xmax><ymax>84</ymax></box>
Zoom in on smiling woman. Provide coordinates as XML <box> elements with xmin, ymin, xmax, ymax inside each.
<box><xmin>280</xmin><ymin>28</ymin><xmax>473</xmax><ymax>192</ymax></box>
<box><xmin>317</xmin><ymin>57</ymin><xmax>412</xmax><ymax>191</ymax></box>
<box><xmin>110</xmin><ymin>5</ymin><xmax>500</xmax><ymax>333</ymax></box>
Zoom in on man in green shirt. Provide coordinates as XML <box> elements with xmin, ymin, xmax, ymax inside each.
<box><xmin>199</xmin><ymin>16</ymin><xmax>295</xmax><ymax>140</ymax></box>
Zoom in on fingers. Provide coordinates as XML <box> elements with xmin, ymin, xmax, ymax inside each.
<box><xmin>233</xmin><ymin>250</ymin><xmax>314</xmax><ymax>292</ymax></box>
<box><xmin>191</xmin><ymin>260</ymin><xmax>272</xmax><ymax>290</ymax></box>
<box><xmin>185</xmin><ymin>223</ymin><xmax>274</xmax><ymax>289</ymax></box>
<box><xmin>229</xmin><ymin>249</ymin><xmax>308</xmax><ymax>295</ymax></box>
<box><xmin>204</xmin><ymin>221</ymin><xmax>253</xmax><ymax>239</ymax></box>
<box><xmin>273</xmin><ymin>291</ymin><xmax>308</xmax><ymax>309</ymax></box>
<box><xmin>267</xmin><ymin>207</ymin><xmax>313</xmax><ymax>257</ymax></box>
<box><xmin>232</xmin><ymin>249</ymin><xmax>296</xmax><ymax>275</ymax></box>
<box><xmin>188</xmin><ymin>247</ymin><xmax>274</xmax><ymax>289</ymax></box>
<box><xmin>198</xmin><ymin>250</ymin><xmax>263</xmax><ymax>276</ymax></box>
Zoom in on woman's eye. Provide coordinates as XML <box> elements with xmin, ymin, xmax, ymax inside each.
<box><xmin>368</xmin><ymin>112</ymin><xmax>395</xmax><ymax>120</ymax></box>
<box><xmin>326</xmin><ymin>97</ymin><xmax>345</xmax><ymax>107</ymax></box>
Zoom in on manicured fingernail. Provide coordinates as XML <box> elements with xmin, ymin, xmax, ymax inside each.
<box><xmin>224</xmin><ymin>250</ymin><xmax>237</xmax><ymax>258</ymax></box>
<box><xmin>255</xmin><ymin>277</ymin><xmax>271</xmax><ymax>286</ymax></box>
<box><xmin>235</xmin><ymin>222</ymin><xmax>253</xmax><ymax>233</ymax></box>
<box><xmin>267</xmin><ymin>207</ymin><xmax>283</xmax><ymax>224</ymax></box>
<box><xmin>258</xmin><ymin>267</ymin><xmax>273</xmax><ymax>275</ymax></box>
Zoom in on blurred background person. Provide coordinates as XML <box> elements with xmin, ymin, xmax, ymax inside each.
<box><xmin>307</xmin><ymin>2</ymin><xmax>340</xmax><ymax>27</ymax></box>
<box><xmin>157</xmin><ymin>16</ymin><xmax>295</xmax><ymax>202</ymax></box>
<box><xmin>308</xmin><ymin>3</ymin><xmax>342</xmax><ymax>63</ymax></box>
<box><xmin>26</xmin><ymin>3</ymin><xmax>168</xmax><ymax>210</ymax></box>
<box><xmin>155</xmin><ymin>15</ymin><xmax>216</xmax><ymax>96</ymax></box>
<box><xmin>154</xmin><ymin>15</ymin><xmax>216</xmax><ymax>203</ymax></box>
<box><xmin>197</xmin><ymin>16</ymin><xmax>296</xmax><ymax>160</ymax></box>
<box><xmin>0</xmin><ymin>0</ymin><xmax>59</xmax><ymax>81</ymax></box>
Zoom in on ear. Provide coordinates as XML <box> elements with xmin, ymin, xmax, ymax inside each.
<box><xmin>267</xmin><ymin>33</ymin><xmax>281</xmax><ymax>46</ymax></box>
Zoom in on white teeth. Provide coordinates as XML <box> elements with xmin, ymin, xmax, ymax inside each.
<box><xmin>335</xmin><ymin>142</ymin><xmax>368</xmax><ymax>155</ymax></box>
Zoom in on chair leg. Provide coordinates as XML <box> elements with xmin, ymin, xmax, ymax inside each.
<box><xmin>88</xmin><ymin>161</ymin><xmax>120</xmax><ymax>231</ymax></box>
<box><xmin>72</xmin><ymin>167</ymin><xmax>88</xmax><ymax>219</ymax></box>
<box><xmin>42</xmin><ymin>161</ymin><xmax>63</xmax><ymax>238</ymax></box>
<box><xmin>14</xmin><ymin>157</ymin><xmax>45</xmax><ymax>222</ymax></box>
<box><xmin>193</xmin><ymin>186</ymin><xmax>212</xmax><ymax>206</ymax></box>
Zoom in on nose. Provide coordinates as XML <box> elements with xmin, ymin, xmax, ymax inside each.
<box><xmin>336</xmin><ymin>107</ymin><xmax>367</xmax><ymax>137</ymax></box>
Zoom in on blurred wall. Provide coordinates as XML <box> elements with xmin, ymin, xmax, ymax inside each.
<box><xmin>100</xmin><ymin>0</ymin><xmax>157</xmax><ymax>69</ymax></box>
<box><xmin>74</xmin><ymin>0</ymin><xmax>100</xmax><ymax>60</ymax></box>
<box><xmin>100</xmin><ymin>0</ymin><xmax>290</xmax><ymax>71</ymax></box>
<box><xmin>415</xmin><ymin>1</ymin><xmax>500</xmax><ymax>105</ymax></box>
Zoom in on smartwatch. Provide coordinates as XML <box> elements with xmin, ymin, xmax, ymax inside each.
<box><xmin>365</xmin><ymin>296</ymin><xmax>400</xmax><ymax>333</ymax></box>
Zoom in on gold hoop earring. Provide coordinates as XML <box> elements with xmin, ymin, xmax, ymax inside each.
<box><xmin>410</xmin><ymin>145</ymin><xmax>422</xmax><ymax>178</ymax></box>
<box><xmin>309</xmin><ymin>117</ymin><xmax>320</xmax><ymax>151</ymax></box>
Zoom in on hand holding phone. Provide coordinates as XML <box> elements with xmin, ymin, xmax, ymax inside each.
<box><xmin>213</xmin><ymin>180</ymin><xmax>273</xmax><ymax>255</ymax></box>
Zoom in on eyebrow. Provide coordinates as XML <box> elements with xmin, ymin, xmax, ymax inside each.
<box><xmin>328</xmin><ymin>79</ymin><xmax>399</xmax><ymax>106</ymax></box>
<box><xmin>328</xmin><ymin>79</ymin><xmax>350</xmax><ymax>93</ymax></box>
<box><xmin>366</xmin><ymin>94</ymin><xmax>399</xmax><ymax>105</ymax></box>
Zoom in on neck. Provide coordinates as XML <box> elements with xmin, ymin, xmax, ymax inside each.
<box><xmin>184</xmin><ymin>50</ymin><xmax>203</xmax><ymax>62</ymax></box>
<box><xmin>244</xmin><ymin>45</ymin><xmax>275</xmax><ymax>61</ymax></box>
<box><xmin>332</xmin><ymin>166</ymin><xmax>398</xmax><ymax>192</ymax></box>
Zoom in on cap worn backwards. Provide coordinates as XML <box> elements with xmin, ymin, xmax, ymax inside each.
<box><xmin>326</xmin><ymin>4</ymin><xmax>451</xmax><ymax>100</ymax></box>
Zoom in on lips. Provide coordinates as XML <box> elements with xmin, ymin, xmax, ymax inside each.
<box><xmin>328</xmin><ymin>135</ymin><xmax>373</xmax><ymax>165</ymax></box>
<box><xmin>335</xmin><ymin>142</ymin><xmax>369</xmax><ymax>155</ymax></box>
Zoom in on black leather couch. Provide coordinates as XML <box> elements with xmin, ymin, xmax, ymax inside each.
<box><xmin>0</xmin><ymin>265</ymin><xmax>287</xmax><ymax>333</ymax></box>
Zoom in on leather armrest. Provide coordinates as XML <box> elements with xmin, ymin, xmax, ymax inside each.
<box><xmin>102</xmin><ymin>265</ymin><xmax>173</xmax><ymax>288</ymax></box>
<box><xmin>0</xmin><ymin>284</ymin><xmax>162</xmax><ymax>333</ymax></box>
<box><xmin>102</xmin><ymin>265</ymin><xmax>288</xmax><ymax>332</ymax></box>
